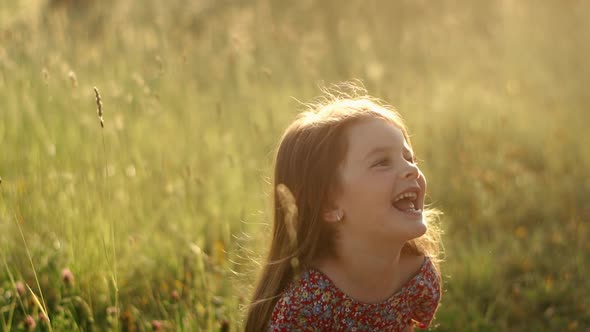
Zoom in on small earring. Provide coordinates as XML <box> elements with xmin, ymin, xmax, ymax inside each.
<box><xmin>336</xmin><ymin>211</ymin><xmax>342</xmax><ymax>222</ymax></box>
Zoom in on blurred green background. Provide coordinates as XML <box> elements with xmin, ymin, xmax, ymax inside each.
<box><xmin>1</xmin><ymin>0</ymin><xmax>589</xmax><ymax>331</ymax></box>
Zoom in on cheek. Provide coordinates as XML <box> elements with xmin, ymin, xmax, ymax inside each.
<box><xmin>340</xmin><ymin>179</ymin><xmax>370</xmax><ymax>201</ymax></box>
<box><xmin>339</xmin><ymin>176</ymin><xmax>386</xmax><ymax>207</ymax></box>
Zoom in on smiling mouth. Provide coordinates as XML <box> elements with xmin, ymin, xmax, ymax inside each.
<box><xmin>392</xmin><ymin>190</ymin><xmax>422</xmax><ymax>214</ymax></box>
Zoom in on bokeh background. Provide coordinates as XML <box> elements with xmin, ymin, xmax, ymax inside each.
<box><xmin>1</xmin><ymin>0</ymin><xmax>589</xmax><ymax>331</ymax></box>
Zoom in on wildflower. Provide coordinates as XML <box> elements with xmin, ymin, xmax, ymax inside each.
<box><xmin>212</xmin><ymin>296</ymin><xmax>223</xmax><ymax>306</ymax></box>
<box><xmin>106</xmin><ymin>306</ymin><xmax>118</xmax><ymax>316</ymax></box>
<box><xmin>220</xmin><ymin>319</ymin><xmax>230</xmax><ymax>332</ymax></box>
<box><xmin>61</xmin><ymin>268</ymin><xmax>75</xmax><ymax>286</ymax></box>
<box><xmin>39</xmin><ymin>312</ymin><xmax>49</xmax><ymax>324</ymax></box>
<box><xmin>24</xmin><ymin>315</ymin><xmax>36</xmax><ymax>330</ymax></box>
<box><xmin>171</xmin><ymin>290</ymin><xmax>179</xmax><ymax>302</ymax></box>
<box><xmin>15</xmin><ymin>281</ymin><xmax>26</xmax><ymax>296</ymax></box>
<box><xmin>121</xmin><ymin>311</ymin><xmax>134</xmax><ymax>329</ymax></box>
<box><xmin>151</xmin><ymin>320</ymin><xmax>163</xmax><ymax>331</ymax></box>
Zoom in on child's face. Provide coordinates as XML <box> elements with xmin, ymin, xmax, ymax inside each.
<box><xmin>334</xmin><ymin>118</ymin><xmax>427</xmax><ymax>245</ymax></box>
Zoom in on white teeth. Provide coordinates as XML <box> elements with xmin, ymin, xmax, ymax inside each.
<box><xmin>393</xmin><ymin>191</ymin><xmax>418</xmax><ymax>202</ymax></box>
<box><xmin>402</xmin><ymin>203</ymin><xmax>423</xmax><ymax>213</ymax></box>
<box><xmin>402</xmin><ymin>202</ymin><xmax>419</xmax><ymax>212</ymax></box>
<box><xmin>404</xmin><ymin>208</ymin><xmax>422</xmax><ymax>213</ymax></box>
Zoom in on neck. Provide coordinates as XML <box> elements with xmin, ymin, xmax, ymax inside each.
<box><xmin>314</xmin><ymin>238</ymin><xmax>407</xmax><ymax>303</ymax></box>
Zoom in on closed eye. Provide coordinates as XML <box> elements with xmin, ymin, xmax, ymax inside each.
<box><xmin>405</xmin><ymin>153</ymin><xmax>417</xmax><ymax>164</ymax></box>
<box><xmin>372</xmin><ymin>157</ymin><xmax>391</xmax><ymax>167</ymax></box>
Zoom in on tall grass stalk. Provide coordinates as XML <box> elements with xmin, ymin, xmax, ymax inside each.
<box><xmin>15</xmin><ymin>214</ymin><xmax>53</xmax><ymax>332</ymax></box>
<box><xmin>94</xmin><ymin>86</ymin><xmax>119</xmax><ymax>331</ymax></box>
<box><xmin>0</xmin><ymin>297</ymin><xmax>16</xmax><ymax>332</ymax></box>
<box><xmin>1</xmin><ymin>256</ymin><xmax>21</xmax><ymax>332</ymax></box>
<box><xmin>0</xmin><ymin>179</ymin><xmax>15</xmax><ymax>332</ymax></box>
<box><xmin>25</xmin><ymin>284</ymin><xmax>52</xmax><ymax>332</ymax></box>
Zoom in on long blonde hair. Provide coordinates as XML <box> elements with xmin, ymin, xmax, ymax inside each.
<box><xmin>244</xmin><ymin>86</ymin><xmax>443</xmax><ymax>331</ymax></box>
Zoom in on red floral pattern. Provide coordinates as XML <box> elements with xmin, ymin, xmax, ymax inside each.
<box><xmin>269</xmin><ymin>257</ymin><xmax>440</xmax><ymax>331</ymax></box>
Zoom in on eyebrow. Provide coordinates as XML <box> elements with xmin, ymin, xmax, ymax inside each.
<box><xmin>364</xmin><ymin>145</ymin><xmax>414</xmax><ymax>160</ymax></box>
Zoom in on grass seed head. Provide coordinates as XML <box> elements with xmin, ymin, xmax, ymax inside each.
<box><xmin>68</xmin><ymin>70</ymin><xmax>78</xmax><ymax>87</ymax></box>
<box><xmin>41</xmin><ymin>68</ymin><xmax>49</xmax><ymax>84</ymax></box>
<box><xmin>276</xmin><ymin>183</ymin><xmax>298</xmax><ymax>250</ymax></box>
<box><xmin>93</xmin><ymin>87</ymin><xmax>104</xmax><ymax>128</ymax></box>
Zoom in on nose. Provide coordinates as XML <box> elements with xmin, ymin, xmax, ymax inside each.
<box><xmin>402</xmin><ymin>162</ymin><xmax>420</xmax><ymax>180</ymax></box>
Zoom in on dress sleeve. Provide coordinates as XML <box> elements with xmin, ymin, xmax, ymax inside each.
<box><xmin>410</xmin><ymin>260</ymin><xmax>442</xmax><ymax>329</ymax></box>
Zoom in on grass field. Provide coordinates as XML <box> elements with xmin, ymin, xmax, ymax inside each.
<box><xmin>1</xmin><ymin>0</ymin><xmax>589</xmax><ymax>331</ymax></box>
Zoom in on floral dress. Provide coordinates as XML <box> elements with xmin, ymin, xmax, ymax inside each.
<box><xmin>269</xmin><ymin>257</ymin><xmax>441</xmax><ymax>331</ymax></box>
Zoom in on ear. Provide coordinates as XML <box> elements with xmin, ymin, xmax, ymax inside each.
<box><xmin>323</xmin><ymin>209</ymin><xmax>342</xmax><ymax>223</ymax></box>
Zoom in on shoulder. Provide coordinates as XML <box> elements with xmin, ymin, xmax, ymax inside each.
<box><xmin>400</xmin><ymin>254</ymin><xmax>427</xmax><ymax>278</ymax></box>
<box><xmin>269</xmin><ymin>270</ymin><xmax>332</xmax><ymax>331</ymax></box>
<box><xmin>400</xmin><ymin>253</ymin><xmax>440</xmax><ymax>284</ymax></box>
<box><xmin>406</xmin><ymin>256</ymin><xmax>442</xmax><ymax>328</ymax></box>
<box><xmin>419</xmin><ymin>256</ymin><xmax>441</xmax><ymax>291</ymax></box>
<box><xmin>404</xmin><ymin>255</ymin><xmax>441</xmax><ymax>298</ymax></box>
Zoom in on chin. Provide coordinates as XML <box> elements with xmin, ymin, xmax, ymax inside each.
<box><xmin>404</xmin><ymin>217</ymin><xmax>428</xmax><ymax>241</ymax></box>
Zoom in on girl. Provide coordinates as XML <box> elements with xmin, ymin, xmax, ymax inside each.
<box><xmin>245</xmin><ymin>85</ymin><xmax>443</xmax><ymax>332</ymax></box>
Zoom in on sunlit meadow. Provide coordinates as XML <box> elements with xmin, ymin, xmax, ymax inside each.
<box><xmin>1</xmin><ymin>0</ymin><xmax>589</xmax><ymax>331</ymax></box>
